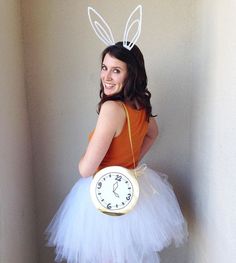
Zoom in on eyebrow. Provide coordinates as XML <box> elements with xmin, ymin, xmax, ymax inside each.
<box><xmin>102</xmin><ymin>64</ymin><xmax>123</xmax><ymax>70</ymax></box>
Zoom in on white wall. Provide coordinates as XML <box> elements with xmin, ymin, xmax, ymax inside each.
<box><xmin>0</xmin><ymin>0</ymin><xmax>37</xmax><ymax>262</ymax></box>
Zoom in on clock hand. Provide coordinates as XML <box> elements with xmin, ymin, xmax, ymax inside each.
<box><xmin>113</xmin><ymin>182</ymin><xmax>120</xmax><ymax>198</ymax></box>
<box><xmin>113</xmin><ymin>182</ymin><xmax>118</xmax><ymax>191</ymax></box>
<box><xmin>113</xmin><ymin>191</ymin><xmax>119</xmax><ymax>198</ymax></box>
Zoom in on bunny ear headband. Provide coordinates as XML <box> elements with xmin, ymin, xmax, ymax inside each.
<box><xmin>88</xmin><ymin>5</ymin><xmax>142</xmax><ymax>51</ymax></box>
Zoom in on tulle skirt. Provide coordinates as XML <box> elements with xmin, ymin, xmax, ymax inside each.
<box><xmin>45</xmin><ymin>166</ymin><xmax>188</xmax><ymax>263</ymax></box>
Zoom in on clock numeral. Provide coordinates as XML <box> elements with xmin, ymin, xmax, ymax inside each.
<box><xmin>97</xmin><ymin>182</ymin><xmax>102</xmax><ymax>189</ymax></box>
<box><xmin>115</xmin><ymin>175</ymin><xmax>122</xmax><ymax>182</ymax></box>
<box><xmin>126</xmin><ymin>193</ymin><xmax>131</xmax><ymax>201</ymax></box>
<box><xmin>107</xmin><ymin>203</ymin><xmax>112</xmax><ymax>209</ymax></box>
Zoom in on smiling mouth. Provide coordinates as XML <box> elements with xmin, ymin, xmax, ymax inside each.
<box><xmin>104</xmin><ymin>83</ymin><xmax>115</xmax><ymax>89</ymax></box>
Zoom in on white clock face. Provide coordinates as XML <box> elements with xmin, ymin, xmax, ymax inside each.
<box><xmin>95</xmin><ymin>172</ymin><xmax>134</xmax><ymax>211</ymax></box>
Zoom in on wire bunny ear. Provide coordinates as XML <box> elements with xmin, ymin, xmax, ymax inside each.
<box><xmin>88</xmin><ymin>5</ymin><xmax>143</xmax><ymax>50</ymax></box>
<box><xmin>123</xmin><ymin>5</ymin><xmax>142</xmax><ymax>50</ymax></box>
<box><xmin>88</xmin><ymin>7</ymin><xmax>115</xmax><ymax>46</ymax></box>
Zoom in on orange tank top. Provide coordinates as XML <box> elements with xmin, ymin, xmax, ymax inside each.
<box><xmin>90</xmin><ymin>104</ymin><xmax>148</xmax><ymax>171</ymax></box>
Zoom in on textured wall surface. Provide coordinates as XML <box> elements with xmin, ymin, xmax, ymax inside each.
<box><xmin>0</xmin><ymin>1</ymin><xmax>37</xmax><ymax>262</ymax></box>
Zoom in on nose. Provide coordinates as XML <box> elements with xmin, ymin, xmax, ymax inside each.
<box><xmin>104</xmin><ymin>70</ymin><xmax>112</xmax><ymax>81</ymax></box>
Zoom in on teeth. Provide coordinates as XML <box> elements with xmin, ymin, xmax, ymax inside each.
<box><xmin>105</xmin><ymin>84</ymin><xmax>114</xmax><ymax>88</ymax></box>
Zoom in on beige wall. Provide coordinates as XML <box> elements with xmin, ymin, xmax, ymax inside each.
<box><xmin>188</xmin><ymin>1</ymin><xmax>236</xmax><ymax>262</ymax></box>
<box><xmin>0</xmin><ymin>0</ymin><xmax>37</xmax><ymax>262</ymax></box>
<box><xmin>1</xmin><ymin>0</ymin><xmax>235</xmax><ymax>262</ymax></box>
<box><xmin>21</xmin><ymin>1</ymin><xmax>192</xmax><ymax>262</ymax></box>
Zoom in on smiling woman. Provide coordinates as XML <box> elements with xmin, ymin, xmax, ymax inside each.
<box><xmin>45</xmin><ymin>5</ymin><xmax>187</xmax><ymax>263</ymax></box>
<box><xmin>97</xmin><ymin>42</ymin><xmax>152</xmax><ymax>115</ymax></box>
<box><xmin>101</xmin><ymin>53</ymin><xmax>128</xmax><ymax>96</ymax></box>
<box><xmin>45</xmin><ymin>41</ymin><xmax>188</xmax><ymax>263</ymax></box>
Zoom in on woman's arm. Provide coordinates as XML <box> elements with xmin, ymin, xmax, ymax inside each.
<box><xmin>139</xmin><ymin>117</ymin><xmax>159</xmax><ymax>161</ymax></box>
<box><xmin>78</xmin><ymin>101</ymin><xmax>125</xmax><ymax>177</ymax></box>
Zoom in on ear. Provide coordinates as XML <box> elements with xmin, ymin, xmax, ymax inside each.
<box><xmin>88</xmin><ymin>7</ymin><xmax>115</xmax><ymax>46</ymax></box>
<box><xmin>123</xmin><ymin>5</ymin><xmax>142</xmax><ymax>50</ymax></box>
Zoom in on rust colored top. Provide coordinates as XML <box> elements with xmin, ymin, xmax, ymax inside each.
<box><xmin>89</xmin><ymin>103</ymin><xmax>148</xmax><ymax>171</ymax></box>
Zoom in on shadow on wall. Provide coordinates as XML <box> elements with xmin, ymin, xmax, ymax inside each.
<box><xmin>147</xmin><ymin>2</ymin><xmax>214</xmax><ymax>262</ymax></box>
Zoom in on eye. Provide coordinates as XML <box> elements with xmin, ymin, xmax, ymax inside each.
<box><xmin>113</xmin><ymin>68</ymin><xmax>120</xmax><ymax>73</ymax></box>
<box><xmin>101</xmin><ymin>65</ymin><xmax>107</xmax><ymax>71</ymax></box>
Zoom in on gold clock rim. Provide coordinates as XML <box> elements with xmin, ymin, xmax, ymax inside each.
<box><xmin>90</xmin><ymin>166</ymin><xmax>140</xmax><ymax>216</ymax></box>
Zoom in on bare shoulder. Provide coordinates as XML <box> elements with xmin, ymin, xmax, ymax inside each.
<box><xmin>100</xmin><ymin>101</ymin><xmax>125</xmax><ymax>117</ymax></box>
<box><xmin>99</xmin><ymin>101</ymin><xmax>126</xmax><ymax>136</ymax></box>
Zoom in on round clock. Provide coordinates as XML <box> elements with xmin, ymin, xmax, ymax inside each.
<box><xmin>90</xmin><ymin>166</ymin><xmax>140</xmax><ymax>216</ymax></box>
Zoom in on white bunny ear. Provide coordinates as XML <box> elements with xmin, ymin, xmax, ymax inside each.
<box><xmin>88</xmin><ymin>7</ymin><xmax>115</xmax><ymax>46</ymax></box>
<box><xmin>123</xmin><ymin>5</ymin><xmax>142</xmax><ymax>50</ymax></box>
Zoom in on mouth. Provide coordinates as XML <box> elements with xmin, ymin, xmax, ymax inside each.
<box><xmin>103</xmin><ymin>83</ymin><xmax>115</xmax><ymax>89</ymax></box>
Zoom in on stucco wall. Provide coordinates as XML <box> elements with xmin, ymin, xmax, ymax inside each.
<box><xmin>0</xmin><ymin>0</ymin><xmax>37</xmax><ymax>262</ymax></box>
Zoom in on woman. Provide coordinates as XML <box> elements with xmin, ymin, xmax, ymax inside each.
<box><xmin>46</xmin><ymin>42</ymin><xmax>188</xmax><ymax>263</ymax></box>
<box><xmin>79</xmin><ymin>42</ymin><xmax>158</xmax><ymax>176</ymax></box>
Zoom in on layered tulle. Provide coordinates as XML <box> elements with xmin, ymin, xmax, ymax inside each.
<box><xmin>45</xmin><ymin>166</ymin><xmax>188</xmax><ymax>263</ymax></box>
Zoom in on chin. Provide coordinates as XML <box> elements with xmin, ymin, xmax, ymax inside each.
<box><xmin>104</xmin><ymin>90</ymin><xmax>117</xmax><ymax>96</ymax></box>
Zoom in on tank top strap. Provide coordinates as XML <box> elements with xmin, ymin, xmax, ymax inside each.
<box><xmin>120</xmin><ymin>102</ymin><xmax>136</xmax><ymax>169</ymax></box>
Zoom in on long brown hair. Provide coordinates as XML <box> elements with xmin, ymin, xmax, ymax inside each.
<box><xmin>98</xmin><ymin>42</ymin><xmax>156</xmax><ymax>120</ymax></box>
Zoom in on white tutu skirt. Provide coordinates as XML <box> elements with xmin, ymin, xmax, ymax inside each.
<box><xmin>45</xmin><ymin>167</ymin><xmax>188</xmax><ymax>263</ymax></box>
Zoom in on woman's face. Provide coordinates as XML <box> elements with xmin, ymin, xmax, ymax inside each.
<box><xmin>100</xmin><ymin>53</ymin><xmax>128</xmax><ymax>96</ymax></box>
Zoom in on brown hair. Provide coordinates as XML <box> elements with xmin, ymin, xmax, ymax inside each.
<box><xmin>98</xmin><ymin>42</ymin><xmax>156</xmax><ymax>120</ymax></box>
